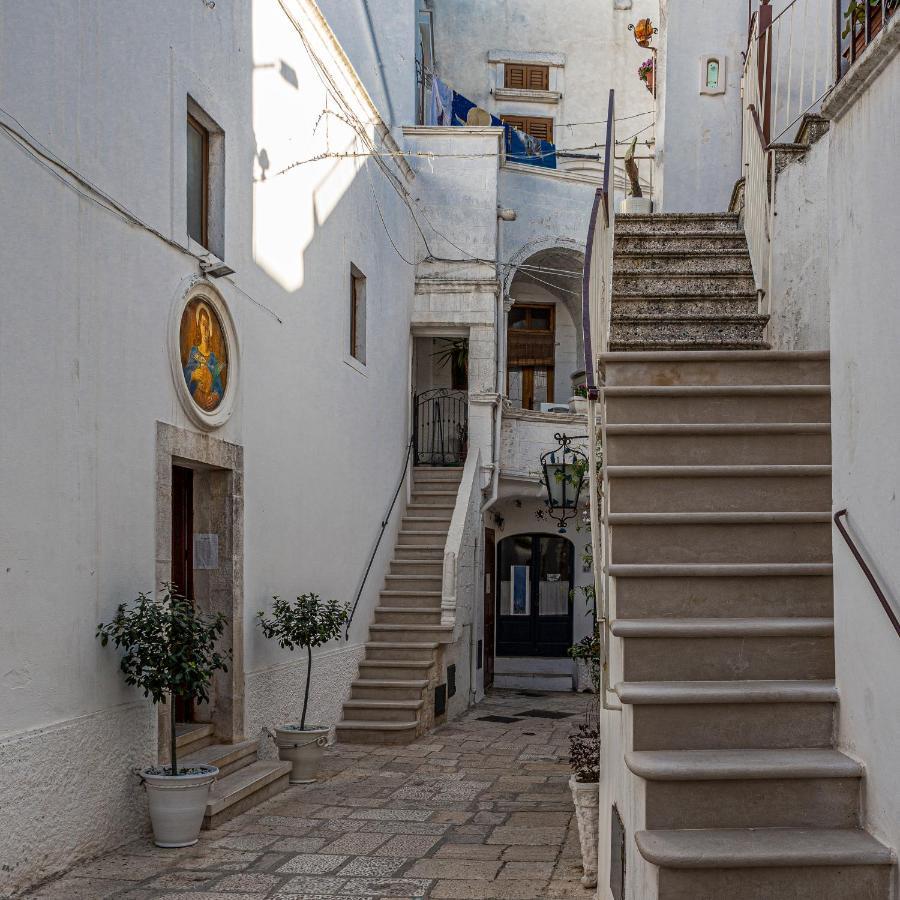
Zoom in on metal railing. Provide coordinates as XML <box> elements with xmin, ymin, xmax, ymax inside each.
<box><xmin>741</xmin><ymin>0</ymin><xmax>835</xmax><ymax>307</ymax></box>
<box><xmin>413</xmin><ymin>389</ymin><xmax>468</xmax><ymax>466</ymax></box>
<box><xmin>834</xmin><ymin>509</ymin><xmax>900</xmax><ymax>638</ymax></box>
<box><xmin>836</xmin><ymin>0</ymin><xmax>897</xmax><ymax>81</ymax></box>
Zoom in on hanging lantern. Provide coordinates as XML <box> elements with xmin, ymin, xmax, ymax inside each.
<box><xmin>540</xmin><ymin>433</ymin><xmax>588</xmax><ymax>534</ymax></box>
<box><xmin>630</xmin><ymin>18</ymin><xmax>658</xmax><ymax>48</ymax></box>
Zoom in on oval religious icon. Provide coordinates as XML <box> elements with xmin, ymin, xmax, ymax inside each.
<box><xmin>180</xmin><ymin>297</ymin><xmax>228</xmax><ymax>412</ymax></box>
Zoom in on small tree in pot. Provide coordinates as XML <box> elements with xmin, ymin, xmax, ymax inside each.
<box><xmin>97</xmin><ymin>585</ymin><xmax>229</xmax><ymax>848</ymax></box>
<box><xmin>568</xmin><ymin>704</ymin><xmax>602</xmax><ymax>887</ymax></box>
<box><xmin>257</xmin><ymin>593</ymin><xmax>349</xmax><ymax>783</ymax></box>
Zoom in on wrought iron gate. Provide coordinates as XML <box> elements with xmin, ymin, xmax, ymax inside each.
<box><xmin>413</xmin><ymin>389</ymin><xmax>468</xmax><ymax>466</ymax></box>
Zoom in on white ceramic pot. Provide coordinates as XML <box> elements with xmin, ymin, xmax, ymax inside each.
<box><xmin>569</xmin><ymin>396</ymin><xmax>589</xmax><ymax>415</ymax></box>
<box><xmin>619</xmin><ymin>196</ymin><xmax>653</xmax><ymax>215</ymax></box>
<box><xmin>273</xmin><ymin>724</ymin><xmax>329</xmax><ymax>784</ymax></box>
<box><xmin>142</xmin><ymin>765</ymin><xmax>218</xmax><ymax>848</ymax></box>
<box><xmin>569</xmin><ymin>776</ymin><xmax>600</xmax><ymax>888</ymax></box>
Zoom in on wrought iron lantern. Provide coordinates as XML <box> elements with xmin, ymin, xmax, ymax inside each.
<box><xmin>629</xmin><ymin>18</ymin><xmax>658</xmax><ymax>48</ymax></box>
<box><xmin>540</xmin><ymin>433</ymin><xmax>588</xmax><ymax>534</ymax></box>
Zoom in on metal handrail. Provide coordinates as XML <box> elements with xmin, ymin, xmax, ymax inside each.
<box><xmin>833</xmin><ymin>508</ymin><xmax>900</xmax><ymax>638</ymax></box>
<box><xmin>344</xmin><ymin>434</ymin><xmax>414</xmax><ymax>640</ymax></box>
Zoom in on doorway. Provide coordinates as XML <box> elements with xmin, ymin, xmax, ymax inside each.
<box><xmin>496</xmin><ymin>534</ymin><xmax>574</xmax><ymax>657</ymax></box>
<box><xmin>483</xmin><ymin>528</ymin><xmax>496</xmax><ymax>687</ymax></box>
<box><xmin>171</xmin><ymin>464</ymin><xmax>195</xmax><ymax>723</ymax></box>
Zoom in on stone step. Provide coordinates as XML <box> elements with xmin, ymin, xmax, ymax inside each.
<box><xmin>492</xmin><ymin>672</ymin><xmax>574</xmax><ymax>692</ymax></box>
<box><xmin>374</xmin><ymin>606</ymin><xmax>443</xmax><ymax>625</ymax></box>
<box><xmin>615</xmin><ymin>232</ymin><xmax>749</xmax><ymax>253</ymax></box>
<box><xmin>364</xmin><ymin>641</ymin><xmax>439</xmax><ymax>661</ymax></box>
<box><xmin>614</xmin><ymin>250</ymin><xmax>752</xmax><ymax>275</ymax></box>
<box><xmin>616</xmin><ymin>213</ymin><xmax>741</xmax><ymax>235</ymax></box>
<box><xmin>611</xmin><ymin>295</ymin><xmax>759</xmax><ymax>317</ymax></box>
<box><xmin>606</xmin><ymin>464</ymin><xmax>832</xmax><ymax>514</ymax></box>
<box><xmin>175</xmin><ymin>722</ymin><xmax>215</xmax><ymax>754</ymax></box>
<box><xmin>607</xmin><ymin>512</ymin><xmax>832</xmax><ymax>566</ymax></box>
<box><xmin>622</xmin><ymin>678</ymin><xmax>838</xmax><ymax>752</ymax></box>
<box><xmin>379</xmin><ymin>589</ymin><xmax>443</xmax><ymax>609</ymax></box>
<box><xmin>388</xmin><ymin>559</ymin><xmax>443</xmax><ymax>576</ymax></box>
<box><xmin>181</xmin><ymin>738</ymin><xmax>259</xmax><ymax>778</ymax></box>
<box><xmin>637</xmin><ymin>828</ymin><xmax>894</xmax><ymax>900</ymax></box>
<box><xmin>599</xmin><ymin>350</ymin><xmax>831</xmax><ymax>387</ymax></box>
<box><xmin>401</xmin><ymin>516</ymin><xmax>451</xmax><ymax>532</ymax></box>
<box><xmin>358</xmin><ymin>659</ymin><xmax>436</xmax><ymax>680</ymax></box>
<box><xmin>605</xmin><ymin>423</ymin><xmax>831</xmax><ymax>466</ymax></box>
<box><xmin>335</xmin><ymin>719</ymin><xmax>421</xmax><ymax>745</ymax></box>
<box><xmin>413</xmin><ymin>467</ymin><xmax>464</xmax><ymax>483</ymax></box>
<box><xmin>406</xmin><ymin>502</ymin><xmax>456</xmax><ymax>518</ymax></box>
<box><xmin>203</xmin><ymin>759</ymin><xmax>291</xmax><ymax>829</ymax></box>
<box><xmin>609</xmin><ymin>315</ymin><xmax>769</xmax><ymax>350</ymax></box>
<box><xmin>603</xmin><ymin>384</ymin><xmax>830</xmax><ymax>425</ymax></box>
<box><xmin>342</xmin><ymin>697</ymin><xmax>426</xmax><ymax>723</ymax></box>
<box><xmin>368</xmin><ymin>623</ymin><xmax>454</xmax><ymax>644</ymax></box>
<box><xmin>613</xmin><ymin>272</ymin><xmax>757</xmax><ymax>295</ymax></box>
<box><xmin>392</xmin><ymin>545</ymin><xmax>445</xmax><ymax>560</ymax></box>
<box><xmin>628</xmin><ymin>749</ymin><xmax>863</xmax><ymax>831</ymax></box>
<box><xmin>409</xmin><ymin>490</ymin><xmax>461</xmax><ymax>506</ymax></box>
<box><xmin>610</xmin><ymin>562</ymin><xmax>833</xmax><ymax>619</ymax></box>
<box><xmin>612</xmin><ymin>617</ymin><xmax>834</xmax><ymax>682</ymax></box>
<box><xmin>397</xmin><ymin>530</ymin><xmax>446</xmax><ymax>547</ymax></box>
<box><xmin>350</xmin><ymin>678</ymin><xmax>429</xmax><ymax>701</ymax></box>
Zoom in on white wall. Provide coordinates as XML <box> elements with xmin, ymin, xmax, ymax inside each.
<box><xmin>0</xmin><ymin>0</ymin><xmax>416</xmax><ymax>891</ymax></box>
<box><xmin>656</xmin><ymin>0</ymin><xmax>746</xmax><ymax>212</ymax></box>
<box><xmin>824</xmin><ymin>43</ymin><xmax>900</xmax><ymax>857</ymax></box>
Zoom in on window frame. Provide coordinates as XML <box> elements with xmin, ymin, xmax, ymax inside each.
<box><xmin>349</xmin><ymin>265</ymin><xmax>367</xmax><ymax>366</ymax></box>
<box><xmin>504</xmin><ymin>63</ymin><xmax>550</xmax><ymax>91</ymax></box>
<box><xmin>500</xmin><ymin>114</ymin><xmax>554</xmax><ymax>143</ymax></box>
<box><xmin>186</xmin><ymin>113</ymin><xmax>210</xmax><ymax>250</ymax></box>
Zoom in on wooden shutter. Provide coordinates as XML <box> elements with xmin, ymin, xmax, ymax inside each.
<box><xmin>504</xmin><ymin>63</ymin><xmax>549</xmax><ymax>91</ymax></box>
<box><xmin>501</xmin><ymin>115</ymin><xmax>554</xmax><ymax>143</ymax></box>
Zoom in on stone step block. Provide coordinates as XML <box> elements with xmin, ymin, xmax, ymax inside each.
<box><xmin>613</xmin><ymin>272</ymin><xmax>757</xmax><ymax>295</ymax></box>
<box><xmin>615</xmin><ymin>232</ymin><xmax>749</xmax><ymax>253</ymax></box>
<box><xmin>401</xmin><ymin>516</ymin><xmax>451</xmax><ymax>533</ymax></box>
<box><xmin>335</xmin><ymin>719</ymin><xmax>421</xmax><ymax>745</ymax></box>
<box><xmin>611</xmin><ymin>295</ymin><xmax>758</xmax><ymax>317</ymax></box>
<box><xmin>358</xmin><ymin>659</ymin><xmax>436</xmax><ymax>680</ymax></box>
<box><xmin>342</xmin><ymin>698</ymin><xmax>425</xmax><ymax>723</ymax></box>
<box><xmin>374</xmin><ymin>606</ymin><xmax>443</xmax><ymax>625</ymax></box>
<box><xmin>364</xmin><ymin>641</ymin><xmax>438</xmax><ymax>662</ymax></box>
<box><xmin>406</xmin><ymin>503</ymin><xmax>456</xmax><ymax>518</ymax></box>
<box><xmin>613</xmin><ymin>250</ymin><xmax>753</xmax><ymax>274</ymax></box>
<box><xmin>609</xmin><ymin>315</ymin><xmax>769</xmax><ymax>350</ymax></box>
<box><xmin>616</xmin><ymin>213</ymin><xmax>741</xmax><ymax>235</ymax></box>
<box><xmin>368</xmin><ymin>623</ymin><xmax>453</xmax><ymax>644</ymax></box>
<box><xmin>379</xmin><ymin>589</ymin><xmax>443</xmax><ymax>609</ymax></box>
<box><xmin>350</xmin><ymin>678</ymin><xmax>429</xmax><ymax>701</ymax></box>
<box><xmin>397</xmin><ymin>530</ymin><xmax>446</xmax><ymax>547</ymax></box>
<box><xmin>388</xmin><ymin>559</ymin><xmax>443</xmax><ymax>576</ymax></box>
<box><xmin>203</xmin><ymin>759</ymin><xmax>291</xmax><ymax>829</ymax></box>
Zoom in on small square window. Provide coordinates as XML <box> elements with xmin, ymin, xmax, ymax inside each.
<box><xmin>505</xmin><ymin>63</ymin><xmax>549</xmax><ymax>91</ymax></box>
<box><xmin>350</xmin><ymin>265</ymin><xmax>367</xmax><ymax>364</ymax></box>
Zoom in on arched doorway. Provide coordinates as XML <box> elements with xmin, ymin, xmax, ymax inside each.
<box><xmin>496</xmin><ymin>533</ymin><xmax>574</xmax><ymax>657</ymax></box>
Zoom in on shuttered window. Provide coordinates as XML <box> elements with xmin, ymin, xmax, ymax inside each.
<box><xmin>501</xmin><ymin>114</ymin><xmax>554</xmax><ymax>143</ymax></box>
<box><xmin>504</xmin><ymin>63</ymin><xmax>550</xmax><ymax>91</ymax></box>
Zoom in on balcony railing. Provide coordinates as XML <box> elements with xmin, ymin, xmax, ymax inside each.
<box><xmin>836</xmin><ymin>0</ymin><xmax>897</xmax><ymax>81</ymax></box>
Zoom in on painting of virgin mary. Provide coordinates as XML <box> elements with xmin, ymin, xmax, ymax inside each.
<box><xmin>180</xmin><ymin>298</ymin><xmax>228</xmax><ymax>412</ymax></box>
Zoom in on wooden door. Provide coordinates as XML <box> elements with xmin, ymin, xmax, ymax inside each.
<box><xmin>483</xmin><ymin>528</ymin><xmax>496</xmax><ymax>688</ymax></box>
<box><xmin>171</xmin><ymin>465</ymin><xmax>194</xmax><ymax>722</ymax></box>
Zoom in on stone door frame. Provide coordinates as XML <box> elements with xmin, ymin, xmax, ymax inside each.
<box><xmin>155</xmin><ymin>421</ymin><xmax>245</xmax><ymax>761</ymax></box>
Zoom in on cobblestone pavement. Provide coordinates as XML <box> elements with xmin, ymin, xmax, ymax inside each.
<box><xmin>24</xmin><ymin>690</ymin><xmax>594</xmax><ymax>900</ymax></box>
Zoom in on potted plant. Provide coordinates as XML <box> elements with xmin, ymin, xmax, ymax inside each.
<box><xmin>97</xmin><ymin>586</ymin><xmax>230</xmax><ymax>848</ymax></box>
<box><xmin>570</xmin><ymin>383</ymin><xmax>589</xmax><ymax>415</ymax></box>
<box><xmin>638</xmin><ymin>56</ymin><xmax>655</xmax><ymax>94</ymax></box>
<box><xmin>257</xmin><ymin>593</ymin><xmax>350</xmax><ymax>783</ymax></box>
<box><xmin>568</xmin><ymin>704</ymin><xmax>602</xmax><ymax>888</ymax></box>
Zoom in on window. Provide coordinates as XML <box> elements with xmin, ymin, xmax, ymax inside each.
<box><xmin>500</xmin><ymin>114</ymin><xmax>554</xmax><ymax>143</ymax></box>
<box><xmin>506</xmin><ymin>303</ymin><xmax>555</xmax><ymax>410</ymax></box>
<box><xmin>350</xmin><ymin>265</ymin><xmax>366</xmax><ymax>364</ymax></box>
<box><xmin>186</xmin><ymin>99</ymin><xmax>225</xmax><ymax>258</ymax></box>
<box><xmin>504</xmin><ymin>63</ymin><xmax>550</xmax><ymax>91</ymax></box>
<box><xmin>186</xmin><ymin>114</ymin><xmax>209</xmax><ymax>248</ymax></box>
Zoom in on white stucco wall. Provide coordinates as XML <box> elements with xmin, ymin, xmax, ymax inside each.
<box><xmin>0</xmin><ymin>0</ymin><xmax>417</xmax><ymax>892</ymax></box>
<box><xmin>823</xmin><ymin>42</ymin><xmax>900</xmax><ymax>858</ymax></box>
<box><xmin>768</xmin><ymin>134</ymin><xmax>831</xmax><ymax>350</ymax></box>
<box><xmin>656</xmin><ymin>0</ymin><xmax>746</xmax><ymax>212</ymax></box>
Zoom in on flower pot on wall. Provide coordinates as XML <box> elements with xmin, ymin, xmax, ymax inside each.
<box><xmin>620</xmin><ymin>196</ymin><xmax>653</xmax><ymax>215</ymax></box>
<box><xmin>142</xmin><ymin>765</ymin><xmax>219</xmax><ymax>848</ymax></box>
<box><xmin>569</xmin><ymin>776</ymin><xmax>600</xmax><ymax>887</ymax></box>
<box><xmin>273</xmin><ymin>724</ymin><xmax>329</xmax><ymax>783</ymax></box>
<box><xmin>644</xmin><ymin>69</ymin><xmax>655</xmax><ymax>94</ymax></box>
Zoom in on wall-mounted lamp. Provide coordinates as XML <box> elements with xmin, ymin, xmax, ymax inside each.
<box><xmin>629</xmin><ymin>18</ymin><xmax>658</xmax><ymax>49</ymax></box>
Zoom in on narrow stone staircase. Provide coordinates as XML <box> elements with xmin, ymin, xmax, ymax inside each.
<box><xmin>612</xmin><ymin>213</ymin><xmax>768</xmax><ymax>350</ymax></box>
<box><xmin>175</xmin><ymin>722</ymin><xmax>290</xmax><ymax>829</ymax></box>
<box><xmin>601</xmin><ymin>349</ymin><xmax>896</xmax><ymax>898</ymax></box>
<box><xmin>336</xmin><ymin>466</ymin><xmax>461</xmax><ymax>744</ymax></box>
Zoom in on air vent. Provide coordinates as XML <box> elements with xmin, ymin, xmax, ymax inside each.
<box><xmin>477</xmin><ymin>640</ymin><xmax>483</xmax><ymax>669</ymax></box>
<box><xmin>447</xmin><ymin>664</ymin><xmax>457</xmax><ymax>698</ymax></box>
<box><xmin>434</xmin><ymin>683</ymin><xmax>447</xmax><ymax>717</ymax></box>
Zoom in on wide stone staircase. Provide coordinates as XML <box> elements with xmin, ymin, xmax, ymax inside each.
<box><xmin>336</xmin><ymin>466</ymin><xmax>460</xmax><ymax>744</ymax></box>
<box><xmin>601</xmin><ymin>349</ymin><xmax>896</xmax><ymax>898</ymax></box>
<box><xmin>612</xmin><ymin>213</ymin><xmax>768</xmax><ymax>350</ymax></box>
<box><xmin>175</xmin><ymin>722</ymin><xmax>290</xmax><ymax>829</ymax></box>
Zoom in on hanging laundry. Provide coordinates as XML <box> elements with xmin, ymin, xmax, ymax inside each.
<box><xmin>505</xmin><ymin>125</ymin><xmax>556</xmax><ymax>169</ymax></box>
<box><xmin>428</xmin><ymin>76</ymin><xmax>454</xmax><ymax>126</ymax></box>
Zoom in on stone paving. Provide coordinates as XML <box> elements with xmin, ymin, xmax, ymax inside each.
<box><xmin>24</xmin><ymin>690</ymin><xmax>593</xmax><ymax>900</ymax></box>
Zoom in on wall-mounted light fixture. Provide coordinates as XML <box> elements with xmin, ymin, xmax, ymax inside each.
<box><xmin>540</xmin><ymin>432</ymin><xmax>587</xmax><ymax>534</ymax></box>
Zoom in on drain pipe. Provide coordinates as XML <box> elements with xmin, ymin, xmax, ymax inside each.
<box><xmin>482</xmin><ymin>206</ymin><xmax>517</xmax><ymax>516</ymax></box>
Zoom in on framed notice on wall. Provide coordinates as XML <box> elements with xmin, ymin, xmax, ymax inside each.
<box><xmin>510</xmin><ymin>564</ymin><xmax>530</xmax><ymax>615</ymax></box>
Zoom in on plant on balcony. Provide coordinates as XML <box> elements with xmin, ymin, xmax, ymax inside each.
<box><xmin>256</xmin><ymin>593</ymin><xmax>349</xmax><ymax>783</ymax></box>
<box><xmin>638</xmin><ymin>57</ymin><xmax>655</xmax><ymax>93</ymax></box>
<box><xmin>568</xmin><ymin>703</ymin><xmax>602</xmax><ymax>887</ymax></box>
<box><xmin>842</xmin><ymin>0</ymin><xmax>896</xmax><ymax>38</ymax></box>
<box><xmin>96</xmin><ymin>585</ymin><xmax>230</xmax><ymax>847</ymax></box>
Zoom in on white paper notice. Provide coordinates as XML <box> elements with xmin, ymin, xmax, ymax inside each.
<box><xmin>193</xmin><ymin>533</ymin><xmax>219</xmax><ymax>570</ymax></box>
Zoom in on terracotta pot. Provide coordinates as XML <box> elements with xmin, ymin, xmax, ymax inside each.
<box><xmin>644</xmin><ymin>70</ymin><xmax>655</xmax><ymax>94</ymax></box>
<box><xmin>569</xmin><ymin>776</ymin><xmax>600</xmax><ymax>887</ymax></box>
<box><xmin>273</xmin><ymin>724</ymin><xmax>329</xmax><ymax>783</ymax></box>
<box><xmin>142</xmin><ymin>765</ymin><xmax>218</xmax><ymax>848</ymax></box>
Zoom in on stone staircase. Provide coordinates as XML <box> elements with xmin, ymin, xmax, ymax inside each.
<box><xmin>601</xmin><ymin>349</ymin><xmax>896</xmax><ymax>898</ymax></box>
<box><xmin>175</xmin><ymin>722</ymin><xmax>290</xmax><ymax>829</ymax></box>
<box><xmin>335</xmin><ymin>466</ymin><xmax>461</xmax><ymax>744</ymax></box>
<box><xmin>612</xmin><ymin>213</ymin><xmax>768</xmax><ymax>350</ymax></box>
